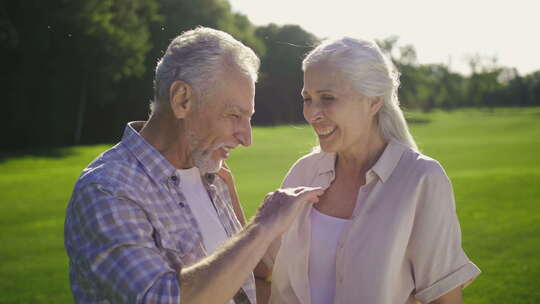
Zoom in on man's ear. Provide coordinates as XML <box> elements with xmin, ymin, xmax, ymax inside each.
<box><xmin>169</xmin><ymin>80</ymin><xmax>194</xmax><ymax>119</ymax></box>
<box><xmin>369</xmin><ymin>96</ymin><xmax>384</xmax><ymax>116</ymax></box>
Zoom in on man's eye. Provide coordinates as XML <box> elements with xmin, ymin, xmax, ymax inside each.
<box><xmin>302</xmin><ymin>98</ymin><xmax>312</xmax><ymax>103</ymax></box>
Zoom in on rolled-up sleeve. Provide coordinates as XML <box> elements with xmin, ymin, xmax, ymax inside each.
<box><xmin>409</xmin><ymin>167</ymin><xmax>481</xmax><ymax>303</ymax></box>
<box><xmin>67</xmin><ymin>183</ymin><xmax>181</xmax><ymax>303</ymax></box>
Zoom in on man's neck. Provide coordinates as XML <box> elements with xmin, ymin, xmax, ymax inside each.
<box><xmin>139</xmin><ymin>112</ymin><xmax>194</xmax><ymax>169</ymax></box>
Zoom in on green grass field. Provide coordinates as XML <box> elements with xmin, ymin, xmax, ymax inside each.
<box><xmin>1</xmin><ymin>107</ymin><xmax>539</xmax><ymax>303</ymax></box>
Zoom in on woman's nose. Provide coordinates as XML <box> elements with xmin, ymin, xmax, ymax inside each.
<box><xmin>304</xmin><ymin>102</ymin><xmax>324</xmax><ymax>123</ymax></box>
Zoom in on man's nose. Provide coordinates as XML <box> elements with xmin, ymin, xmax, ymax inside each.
<box><xmin>236</xmin><ymin>119</ymin><xmax>252</xmax><ymax>147</ymax></box>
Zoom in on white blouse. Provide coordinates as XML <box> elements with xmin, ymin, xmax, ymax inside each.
<box><xmin>266</xmin><ymin>139</ymin><xmax>481</xmax><ymax>304</ymax></box>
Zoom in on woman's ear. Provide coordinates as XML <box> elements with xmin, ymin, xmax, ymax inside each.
<box><xmin>369</xmin><ymin>96</ymin><xmax>384</xmax><ymax>116</ymax></box>
<box><xmin>169</xmin><ymin>80</ymin><xmax>194</xmax><ymax>119</ymax></box>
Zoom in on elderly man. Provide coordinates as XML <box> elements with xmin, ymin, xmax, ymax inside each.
<box><xmin>64</xmin><ymin>27</ymin><xmax>323</xmax><ymax>303</ymax></box>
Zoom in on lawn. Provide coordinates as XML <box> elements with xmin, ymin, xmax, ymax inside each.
<box><xmin>1</xmin><ymin>107</ymin><xmax>539</xmax><ymax>303</ymax></box>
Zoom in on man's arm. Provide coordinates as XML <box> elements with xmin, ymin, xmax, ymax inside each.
<box><xmin>66</xmin><ymin>184</ymin><xmax>183</xmax><ymax>303</ymax></box>
<box><xmin>217</xmin><ymin>163</ymin><xmax>272</xmax><ymax>304</ymax></box>
<box><xmin>179</xmin><ymin>187</ymin><xmax>323</xmax><ymax>303</ymax></box>
<box><xmin>68</xmin><ymin>181</ymin><xmax>320</xmax><ymax>304</ymax></box>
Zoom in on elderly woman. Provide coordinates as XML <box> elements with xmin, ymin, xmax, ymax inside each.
<box><xmin>261</xmin><ymin>37</ymin><xmax>481</xmax><ymax>304</ymax></box>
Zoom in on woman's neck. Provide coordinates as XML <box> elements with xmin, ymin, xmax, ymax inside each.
<box><xmin>335</xmin><ymin>130</ymin><xmax>387</xmax><ymax>180</ymax></box>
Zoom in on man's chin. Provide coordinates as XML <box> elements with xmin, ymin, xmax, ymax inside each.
<box><xmin>210</xmin><ymin>159</ymin><xmax>223</xmax><ymax>173</ymax></box>
<box><xmin>195</xmin><ymin>158</ymin><xmax>222</xmax><ymax>175</ymax></box>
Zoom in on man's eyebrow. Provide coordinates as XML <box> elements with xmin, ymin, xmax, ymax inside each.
<box><xmin>225</xmin><ymin>104</ymin><xmax>254</xmax><ymax>116</ymax></box>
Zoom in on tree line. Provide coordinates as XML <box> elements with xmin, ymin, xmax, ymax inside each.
<box><xmin>1</xmin><ymin>0</ymin><xmax>539</xmax><ymax>149</ymax></box>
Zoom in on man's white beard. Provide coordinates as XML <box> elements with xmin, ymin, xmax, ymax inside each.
<box><xmin>188</xmin><ymin>130</ymin><xmax>221</xmax><ymax>174</ymax></box>
<box><xmin>193</xmin><ymin>149</ymin><xmax>221</xmax><ymax>174</ymax></box>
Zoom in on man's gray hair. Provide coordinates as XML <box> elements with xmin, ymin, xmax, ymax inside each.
<box><xmin>303</xmin><ymin>37</ymin><xmax>418</xmax><ymax>151</ymax></box>
<box><xmin>151</xmin><ymin>27</ymin><xmax>260</xmax><ymax>114</ymax></box>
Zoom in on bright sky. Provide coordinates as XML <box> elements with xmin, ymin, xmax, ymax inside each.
<box><xmin>228</xmin><ymin>0</ymin><xmax>540</xmax><ymax>75</ymax></box>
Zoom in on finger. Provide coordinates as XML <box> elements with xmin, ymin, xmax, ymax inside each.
<box><xmin>287</xmin><ymin>186</ymin><xmax>321</xmax><ymax>194</ymax></box>
<box><xmin>264</xmin><ymin>191</ymin><xmax>275</xmax><ymax>201</ymax></box>
<box><xmin>297</xmin><ymin>187</ymin><xmax>324</xmax><ymax>195</ymax></box>
<box><xmin>221</xmin><ymin>161</ymin><xmax>230</xmax><ymax>170</ymax></box>
<box><xmin>293</xmin><ymin>187</ymin><xmax>304</xmax><ymax>194</ymax></box>
<box><xmin>296</xmin><ymin>187</ymin><xmax>325</xmax><ymax>202</ymax></box>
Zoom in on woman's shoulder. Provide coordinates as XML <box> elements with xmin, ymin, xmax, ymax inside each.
<box><xmin>282</xmin><ymin>148</ymin><xmax>333</xmax><ymax>187</ymax></box>
<box><xmin>398</xmin><ymin>145</ymin><xmax>449</xmax><ymax>181</ymax></box>
<box><xmin>289</xmin><ymin>147</ymin><xmax>335</xmax><ymax>175</ymax></box>
<box><xmin>294</xmin><ymin>147</ymin><xmax>331</xmax><ymax>166</ymax></box>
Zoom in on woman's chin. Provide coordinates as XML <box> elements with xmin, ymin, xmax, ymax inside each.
<box><xmin>318</xmin><ymin>143</ymin><xmax>336</xmax><ymax>153</ymax></box>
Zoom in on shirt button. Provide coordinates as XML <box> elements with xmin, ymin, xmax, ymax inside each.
<box><xmin>171</xmin><ymin>175</ymin><xmax>178</xmax><ymax>181</ymax></box>
<box><xmin>178</xmin><ymin>201</ymin><xmax>185</xmax><ymax>207</ymax></box>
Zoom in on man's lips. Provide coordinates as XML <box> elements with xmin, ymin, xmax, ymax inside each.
<box><xmin>214</xmin><ymin>146</ymin><xmax>235</xmax><ymax>159</ymax></box>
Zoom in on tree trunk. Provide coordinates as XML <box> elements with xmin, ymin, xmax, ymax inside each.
<box><xmin>74</xmin><ymin>70</ymin><xmax>88</xmax><ymax>145</ymax></box>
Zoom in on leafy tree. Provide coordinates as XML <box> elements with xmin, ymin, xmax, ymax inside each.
<box><xmin>253</xmin><ymin>24</ymin><xmax>318</xmax><ymax>125</ymax></box>
<box><xmin>1</xmin><ymin>0</ymin><xmax>161</xmax><ymax>148</ymax></box>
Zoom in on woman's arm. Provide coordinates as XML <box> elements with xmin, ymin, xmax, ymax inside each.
<box><xmin>217</xmin><ymin>162</ymin><xmax>246</xmax><ymax>226</ymax></box>
<box><xmin>429</xmin><ymin>286</ymin><xmax>462</xmax><ymax>304</ymax></box>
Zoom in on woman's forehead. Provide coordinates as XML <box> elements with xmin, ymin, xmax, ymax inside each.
<box><xmin>303</xmin><ymin>64</ymin><xmax>354</xmax><ymax>93</ymax></box>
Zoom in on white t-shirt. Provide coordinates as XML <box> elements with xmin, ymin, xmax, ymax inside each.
<box><xmin>176</xmin><ymin>167</ymin><xmax>228</xmax><ymax>255</ymax></box>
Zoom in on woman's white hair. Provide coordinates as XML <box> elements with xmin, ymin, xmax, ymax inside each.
<box><xmin>151</xmin><ymin>26</ymin><xmax>260</xmax><ymax>114</ymax></box>
<box><xmin>303</xmin><ymin>37</ymin><xmax>418</xmax><ymax>151</ymax></box>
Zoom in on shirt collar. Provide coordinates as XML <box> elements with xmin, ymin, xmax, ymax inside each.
<box><xmin>121</xmin><ymin>121</ymin><xmax>218</xmax><ymax>186</ymax></box>
<box><xmin>316</xmin><ymin>150</ymin><xmax>336</xmax><ymax>176</ymax></box>
<box><xmin>121</xmin><ymin>121</ymin><xmax>178</xmax><ymax>183</ymax></box>
<box><xmin>316</xmin><ymin>138</ymin><xmax>406</xmax><ymax>183</ymax></box>
<box><xmin>370</xmin><ymin>139</ymin><xmax>407</xmax><ymax>183</ymax></box>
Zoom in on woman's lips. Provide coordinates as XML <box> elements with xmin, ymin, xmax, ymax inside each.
<box><xmin>315</xmin><ymin>126</ymin><xmax>337</xmax><ymax>140</ymax></box>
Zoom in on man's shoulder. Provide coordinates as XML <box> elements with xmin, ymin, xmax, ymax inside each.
<box><xmin>75</xmin><ymin>143</ymin><xmax>150</xmax><ymax>192</ymax></box>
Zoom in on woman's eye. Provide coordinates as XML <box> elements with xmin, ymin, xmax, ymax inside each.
<box><xmin>230</xmin><ymin>114</ymin><xmax>240</xmax><ymax>119</ymax></box>
<box><xmin>321</xmin><ymin>96</ymin><xmax>335</xmax><ymax>101</ymax></box>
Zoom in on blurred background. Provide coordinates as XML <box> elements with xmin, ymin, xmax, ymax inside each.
<box><xmin>0</xmin><ymin>0</ymin><xmax>539</xmax><ymax>303</ymax></box>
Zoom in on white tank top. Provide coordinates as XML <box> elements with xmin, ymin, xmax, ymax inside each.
<box><xmin>309</xmin><ymin>207</ymin><xmax>350</xmax><ymax>304</ymax></box>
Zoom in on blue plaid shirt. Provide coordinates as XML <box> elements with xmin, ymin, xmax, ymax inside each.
<box><xmin>64</xmin><ymin>122</ymin><xmax>256</xmax><ymax>304</ymax></box>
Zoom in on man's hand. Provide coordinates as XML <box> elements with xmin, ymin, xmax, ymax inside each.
<box><xmin>179</xmin><ymin>186</ymin><xmax>324</xmax><ymax>304</ymax></box>
<box><xmin>254</xmin><ymin>187</ymin><xmax>324</xmax><ymax>237</ymax></box>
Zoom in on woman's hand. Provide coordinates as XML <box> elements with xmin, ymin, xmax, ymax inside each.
<box><xmin>217</xmin><ymin>161</ymin><xmax>235</xmax><ymax>185</ymax></box>
<box><xmin>217</xmin><ymin>161</ymin><xmax>246</xmax><ymax>226</ymax></box>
